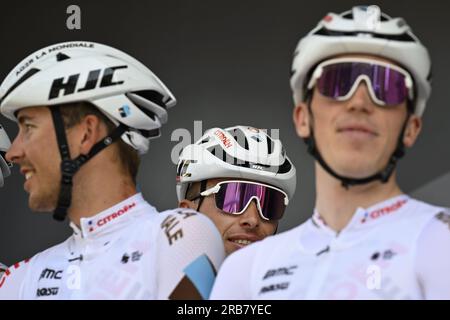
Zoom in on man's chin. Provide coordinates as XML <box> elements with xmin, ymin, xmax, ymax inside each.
<box><xmin>224</xmin><ymin>243</ymin><xmax>237</xmax><ymax>256</ymax></box>
<box><xmin>28</xmin><ymin>196</ymin><xmax>56</xmax><ymax>213</ymax></box>
<box><xmin>329</xmin><ymin>152</ymin><xmax>381</xmax><ymax>173</ymax></box>
<box><xmin>333</xmin><ymin>164</ymin><xmax>382</xmax><ymax>180</ymax></box>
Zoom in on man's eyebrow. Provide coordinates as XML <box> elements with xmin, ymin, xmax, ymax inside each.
<box><xmin>17</xmin><ymin>114</ymin><xmax>34</xmax><ymax>124</ymax></box>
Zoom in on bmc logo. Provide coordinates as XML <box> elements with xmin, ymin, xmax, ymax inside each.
<box><xmin>39</xmin><ymin>268</ymin><xmax>63</xmax><ymax>281</ymax></box>
<box><xmin>263</xmin><ymin>266</ymin><xmax>298</xmax><ymax>280</ymax></box>
<box><xmin>48</xmin><ymin>65</ymin><xmax>128</xmax><ymax>100</ymax></box>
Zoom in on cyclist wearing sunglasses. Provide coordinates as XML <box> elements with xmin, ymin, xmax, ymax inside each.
<box><xmin>211</xmin><ymin>6</ymin><xmax>450</xmax><ymax>299</ymax></box>
<box><xmin>177</xmin><ymin>126</ymin><xmax>296</xmax><ymax>255</ymax></box>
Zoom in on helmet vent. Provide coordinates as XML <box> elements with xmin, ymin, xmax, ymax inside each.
<box><xmin>342</xmin><ymin>12</ymin><xmax>353</xmax><ymax>19</ymax></box>
<box><xmin>341</xmin><ymin>11</ymin><xmax>389</xmax><ymax>21</ymax></box>
<box><xmin>133</xmin><ymin>90</ymin><xmax>167</xmax><ymax>109</ymax></box>
<box><xmin>229</xmin><ymin>128</ymin><xmax>249</xmax><ymax>150</ymax></box>
<box><xmin>277</xmin><ymin>158</ymin><xmax>293</xmax><ymax>174</ymax></box>
<box><xmin>267</xmin><ymin>136</ymin><xmax>273</xmax><ymax>154</ymax></box>
<box><xmin>208</xmin><ymin>146</ymin><xmax>216</xmax><ymax>156</ymax></box>
<box><xmin>56</xmin><ymin>53</ymin><xmax>71</xmax><ymax>62</ymax></box>
<box><xmin>314</xmin><ymin>28</ymin><xmax>415</xmax><ymax>42</ymax></box>
<box><xmin>207</xmin><ymin>145</ymin><xmax>237</xmax><ymax>165</ymax></box>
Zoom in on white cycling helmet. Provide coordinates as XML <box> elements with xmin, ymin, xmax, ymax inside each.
<box><xmin>0</xmin><ymin>41</ymin><xmax>176</xmax><ymax>221</ymax></box>
<box><xmin>0</xmin><ymin>41</ymin><xmax>176</xmax><ymax>154</ymax></box>
<box><xmin>290</xmin><ymin>5</ymin><xmax>432</xmax><ymax>116</ymax></box>
<box><xmin>0</xmin><ymin>125</ymin><xmax>11</xmax><ymax>187</ymax></box>
<box><xmin>176</xmin><ymin>125</ymin><xmax>296</xmax><ymax>201</ymax></box>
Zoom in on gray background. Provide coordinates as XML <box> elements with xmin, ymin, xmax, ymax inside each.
<box><xmin>0</xmin><ymin>0</ymin><xmax>449</xmax><ymax>265</ymax></box>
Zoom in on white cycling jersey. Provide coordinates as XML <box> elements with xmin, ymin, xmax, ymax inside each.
<box><xmin>211</xmin><ymin>195</ymin><xmax>450</xmax><ymax>300</ymax></box>
<box><xmin>0</xmin><ymin>193</ymin><xmax>225</xmax><ymax>300</ymax></box>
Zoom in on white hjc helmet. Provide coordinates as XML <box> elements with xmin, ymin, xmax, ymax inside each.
<box><xmin>0</xmin><ymin>41</ymin><xmax>176</xmax><ymax>153</ymax></box>
<box><xmin>0</xmin><ymin>41</ymin><xmax>176</xmax><ymax>220</ymax></box>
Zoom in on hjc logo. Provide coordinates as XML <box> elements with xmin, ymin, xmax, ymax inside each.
<box><xmin>48</xmin><ymin>65</ymin><xmax>128</xmax><ymax>100</ymax></box>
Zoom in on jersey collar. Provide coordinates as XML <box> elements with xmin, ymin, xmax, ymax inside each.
<box><xmin>70</xmin><ymin>193</ymin><xmax>151</xmax><ymax>239</ymax></box>
<box><xmin>312</xmin><ymin>194</ymin><xmax>410</xmax><ymax>233</ymax></box>
<box><xmin>301</xmin><ymin>194</ymin><xmax>411</xmax><ymax>253</ymax></box>
<box><xmin>355</xmin><ymin>194</ymin><xmax>410</xmax><ymax>227</ymax></box>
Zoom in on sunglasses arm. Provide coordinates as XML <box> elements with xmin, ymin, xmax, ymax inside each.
<box><xmin>200</xmin><ymin>184</ymin><xmax>221</xmax><ymax>197</ymax></box>
<box><xmin>307</xmin><ymin>66</ymin><xmax>323</xmax><ymax>90</ymax></box>
<box><xmin>405</xmin><ymin>77</ymin><xmax>414</xmax><ymax>99</ymax></box>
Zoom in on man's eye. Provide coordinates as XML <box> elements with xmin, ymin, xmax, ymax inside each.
<box><xmin>23</xmin><ymin>123</ymin><xmax>34</xmax><ymax>132</ymax></box>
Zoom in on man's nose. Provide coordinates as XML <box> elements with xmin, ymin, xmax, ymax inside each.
<box><xmin>345</xmin><ymin>79</ymin><xmax>376</xmax><ymax>113</ymax></box>
<box><xmin>5</xmin><ymin>135</ymin><xmax>24</xmax><ymax>164</ymax></box>
<box><xmin>239</xmin><ymin>200</ymin><xmax>262</xmax><ymax>228</ymax></box>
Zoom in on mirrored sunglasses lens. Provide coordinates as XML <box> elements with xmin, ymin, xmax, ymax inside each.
<box><xmin>316</xmin><ymin>62</ymin><xmax>409</xmax><ymax>105</ymax></box>
<box><xmin>215</xmin><ymin>182</ymin><xmax>287</xmax><ymax>220</ymax></box>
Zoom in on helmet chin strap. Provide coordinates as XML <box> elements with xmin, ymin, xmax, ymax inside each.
<box><xmin>304</xmin><ymin>101</ymin><xmax>410</xmax><ymax>189</ymax></box>
<box><xmin>50</xmin><ymin>105</ymin><xmax>127</xmax><ymax>221</ymax></box>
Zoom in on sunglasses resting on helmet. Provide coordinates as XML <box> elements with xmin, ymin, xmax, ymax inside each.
<box><xmin>307</xmin><ymin>57</ymin><xmax>414</xmax><ymax>106</ymax></box>
<box><xmin>190</xmin><ymin>180</ymin><xmax>289</xmax><ymax>221</ymax></box>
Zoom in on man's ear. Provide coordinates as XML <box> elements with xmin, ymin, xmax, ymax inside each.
<box><xmin>75</xmin><ymin>115</ymin><xmax>106</xmax><ymax>155</ymax></box>
<box><xmin>403</xmin><ymin>114</ymin><xmax>422</xmax><ymax>148</ymax></box>
<box><xmin>293</xmin><ymin>102</ymin><xmax>311</xmax><ymax>138</ymax></box>
<box><xmin>179</xmin><ymin>199</ymin><xmax>197</xmax><ymax>210</ymax></box>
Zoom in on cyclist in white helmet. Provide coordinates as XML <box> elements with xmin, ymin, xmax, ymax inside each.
<box><xmin>177</xmin><ymin>126</ymin><xmax>296</xmax><ymax>255</ymax></box>
<box><xmin>0</xmin><ymin>41</ymin><xmax>224</xmax><ymax>300</ymax></box>
<box><xmin>211</xmin><ymin>5</ymin><xmax>450</xmax><ymax>299</ymax></box>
